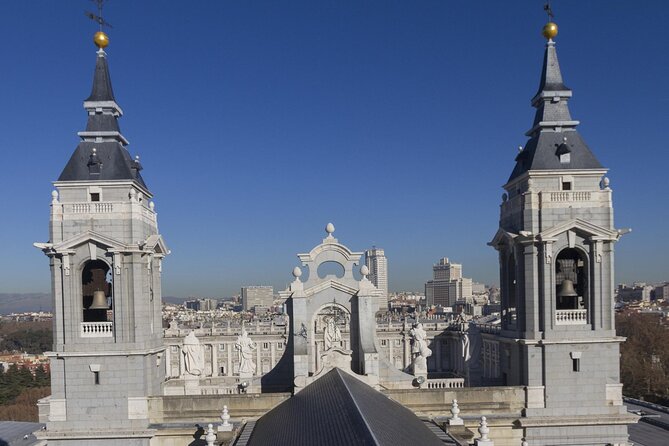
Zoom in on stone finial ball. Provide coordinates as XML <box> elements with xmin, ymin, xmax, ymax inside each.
<box><xmin>325</xmin><ymin>222</ymin><xmax>335</xmax><ymax>234</ymax></box>
<box><xmin>93</xmin><ymin>31</ymin><xmax>110</xmax><ymax>49</ymax></box>
<box><xmin>360</xmin><ymin>265</ymin><xmax>369</xmax><ymax>276</ymax></box>
<box><xmin>51</xmin><ymin>190</ymin><xmax>58</xmax><ymax>199</ymax></box>
<box><xmin>292</xmin><ymin>266</ymin><xmax>302</xmax><ymax>278</ymax></box>
<box><xmin>542</xmin><ymin>22</ymin><xmax>558</xmax><ymax>40</ymax></box>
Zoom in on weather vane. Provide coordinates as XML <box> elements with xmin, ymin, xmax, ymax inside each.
<box><xmin>543</xmin><ymin>2</ymin><xmax>554</xmax><ymax>21</ymax></box>
<box><xmin>85</xmin><ymin>0</ymin><xmax>113</xmax><ymax>31</ymax></box>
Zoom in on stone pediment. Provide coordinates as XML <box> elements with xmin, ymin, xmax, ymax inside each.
<box><xmin>303</xmin><ymin>279</ymin><xmax>359</xmax><ymax>298</ymax></box>
<box><xmin>52</xmin><ymin>230</ymin><xmax>124</xmax><ymax>253</ymax></box>
<box><xmin>538</xmin><ymin>218</ymin><xmax>619</xmax><ymax>241</ymax></box>
<box><xmin>141</xmin><ymin>234</ymin><xmax>170</xmax><ymax>255</ymax></box>
<box><xmin>488</xmin><ymin>228</ymin><xmax>518</xmax><ymax>249</ymax></box>
<box><xmin>297</xmin><ymin>224</ymin><xmax>363</xmax><ymax>288</ymax></box>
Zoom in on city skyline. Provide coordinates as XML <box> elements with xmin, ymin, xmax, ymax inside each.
<box><xmin>1</xmin><ymin>1</ymin><xmax>668</xmax><ymax>297</ymax></box>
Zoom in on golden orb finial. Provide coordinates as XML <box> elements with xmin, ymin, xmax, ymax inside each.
<box><xmin>542</xmin><ymin>22</ymin><xmax>558</xmax><ymax>40</ymax></box>
<box><xmin>93</xmin><ymin>31</ymin><xmax>109</xmax><ymax>49</ymax></box>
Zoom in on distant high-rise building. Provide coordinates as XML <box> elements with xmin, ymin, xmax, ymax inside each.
<box><xmin>365</xmin><ymin>247</ymin><xmax>388</xmax><ymax>310</ymax></box>
<box><xmin>425</xmin><ymin>258</ymin><xmax>472</xmax><ymax>307</ymax></box>
<box><xmin>241</xmin><ymin>286</ymin><xmax>274</xmax><ymax>312</ymax></box>
<box><xmin>185</xmin><ymin>298</ymin><xmax>218</xmax><ymax>311</ymax></box>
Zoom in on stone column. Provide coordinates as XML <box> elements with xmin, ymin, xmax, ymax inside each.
<box><xmin>165</xmin><ymin>345</ymin><xmax>171</xmax><ymax>378</ymax></box>
<box><xmin>404</xmin><ymin>336</ymin><xmax>410</xmax><ymax>369</ymax></box>
<box><xmin>211</xmin><ymin>344</ymin><xmax>218</xmax><ymax>377</ymax></box>
<box><xmin>226</xmin><ymin>344</ymin><xmax>232</xmax><ymax>376</ymax></box>
<box><xmin>178</xmin><ymin>346</ymin><xmax>185</xmax><ymax>378</ymax></box>
<box><xmin>388</xmin><ymin>337</ymin><xmax>393</xmax><ymax>364</ymax></box>
<box><xmin>270</xmin><ymin>342</ymin><xmax>276</xmax><ymax>369</ymax></box>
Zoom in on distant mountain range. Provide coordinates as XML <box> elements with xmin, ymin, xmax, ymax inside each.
<box><xmin>0</xmin><ymin>293</ymin><xmax>186</xmax><ymax>315</ymax></box>
<box><xmin>0</xmin><ymin>293</ymin><xmax>52</xmax><ymax>314</ymax></box>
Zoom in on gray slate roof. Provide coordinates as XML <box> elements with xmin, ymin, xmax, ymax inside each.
<box><xmin>57</xmin><ymin>50</ymin><xmax>148</xmax><ymax>190</ymax></box>
<box><xmin>0</xmin><ymin>421</ymin><xmax>44</xmax><ymax>446</ymax></box>
<box><xmin>508</xmin><ymin>40</ymin><xmax>603</xmax><ymax>183</ymax></box>
<box><xmin>86</xmin><ymin>50</ymin><xmax>116</xmax><ymax>102</ymax></box>
<box><xmin>58</xmin><ymin>141</ymin><xmax>147</xmax><ymax>188</ymax></box>
<box><xmin>247</xmin><ymin>368</ymin><xmax>444</xmax><ymax>446</ymax></box>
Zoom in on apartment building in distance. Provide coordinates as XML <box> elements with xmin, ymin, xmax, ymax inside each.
<box><xmin>241</xmin><ymin>286</ymin><xmax>274</xmax><ymax>312</ymax></box>
<box><xmin>364</xmin><ymin>247</ymin><xmax>389</xmax><ymax>310</ymax></box>
<box><xmin>425</xmin><ymin>257</ymin><xmax>472</xmax><ymax>308</ymax></box>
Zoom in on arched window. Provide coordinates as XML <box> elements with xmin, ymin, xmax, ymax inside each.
<box><xmin>81</xmin><ymin>260</ymin><xmax>112</xmax><ymax>322</ymax></box>
<box><xmin>555</xmin><ymin>248</ymin><xmax>587</xmax><ymax>310</ymax></box>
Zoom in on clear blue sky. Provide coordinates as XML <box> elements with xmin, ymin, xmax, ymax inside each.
<box><xmin>0</xmin><ymin>1</ymin><xmax>667</xmax><ymax>298</ymax></box>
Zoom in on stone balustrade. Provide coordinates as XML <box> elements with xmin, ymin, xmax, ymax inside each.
<box><xmin>80</xmin><ymin>321</ymin><xmax>114</xmax><ymax>337</ymax></box>
<box><xmin>548</xmin><ymin>191</ymin><xmax>592</xmax><ymax>202</ymax></box>
<box><xmin>69</xmin><ymin>202</ymin><xmax>115</xmax><ymax>213</ymax></box>
<box><xmin>426</xmin><ymin>378</ymin><xmax>465</xmax><ymax>389</ymax></box>
<box><xmin>61</xmin><ymin>202</ymin><xmax>156</xmax><ymax>224</ymax></box>
<box><xmin>555</xmin><ymin>309</ymin><xmax>588</xmax><ymax>325</ymax></box>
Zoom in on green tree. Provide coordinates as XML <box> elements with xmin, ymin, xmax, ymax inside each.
<box><xmin>617</xmin><ymin>312</ymin><xmax>669</xmax><ymax>404</ymax></box>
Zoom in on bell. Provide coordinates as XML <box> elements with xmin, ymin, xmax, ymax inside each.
<box><xmin>557</xmin><ymin>279</ymin><xmax>578</xmax><ymax>298</ymax></box>
<box><xmin>89</xmin><ymin>290</ymin><xmax>109</xmax><ymax>309</ymax></box>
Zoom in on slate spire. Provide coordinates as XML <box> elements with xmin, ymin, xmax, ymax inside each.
<box><xmin>58</xmin><ymin>35</ymin><xmax>148</xmax><ymax>191</ymax></box>
<box><xmin>507</xmin><ymin>23</ymin><xmax>602</xmax><ymax>183</ymax></box>
<box><xmin>86</xmin><ymin>48</ymin><xmax>116</xmax><ymax>102</ymax></box>
<box><xmin>526</xmin><ymin>39</ymin><xmax>578</xmax><ymax>137</ymax></box>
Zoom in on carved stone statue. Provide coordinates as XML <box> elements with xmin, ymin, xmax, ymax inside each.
<box><xmin>409</xmin><ymin>322</ymin><xmax>432</xmax><ymax>376</ymax></box>
<box><xmin>235</xmin><ymin>329</ymin><xmax>257</xmax><ymax>377</ymax></box>
<box><xmin>323</xmin><ymin>316</ymin><xmax>342</xmax><ymax>350</ymax></box>
<box><xmin>182</xmin><ymin>331</ymin><xmax>204</xmax><ymax>376</ymax></box>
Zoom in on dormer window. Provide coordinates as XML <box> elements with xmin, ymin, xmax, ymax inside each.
<box><xmin>556</xmin><ymin>137</ymin><xmax>571</xmax><ymax>164</ymax></box>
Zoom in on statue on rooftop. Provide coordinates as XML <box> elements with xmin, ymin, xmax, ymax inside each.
<box><xmin>235</xmin><ymin>329</ymin><xmax>257</xmax><ymax>376</ymax></box>
<box><xmin>410</xmin><ymin>322</ymin><xmax>432</xmax><ymax>377</ymax></box>
<box><xmin>182</xmin><ymin>331</ymin><xmax>204</xmax><ymax>376</ymax></box>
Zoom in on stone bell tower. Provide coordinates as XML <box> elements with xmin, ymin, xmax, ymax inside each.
<box><xmin>34</xmin><ymin>31</ymin><xmax>169</xmax><ymax>445</ymax></box>
<box><xmin>488</xmin><ymin>20</ymin><xmax>633</xmax><ymax>445</ymax></box>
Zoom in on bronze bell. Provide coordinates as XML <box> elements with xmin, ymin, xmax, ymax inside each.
<box><xmin>557</xmin><ymin>279</ymin><xmax>578</xmax><ymax>297</ymax></box>
<box><xmin>89</xmin><ymin>290</ymin><xmax>109</xmax><ymax>309</ymax></box>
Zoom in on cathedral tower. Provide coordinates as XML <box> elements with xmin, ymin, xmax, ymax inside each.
<box><xmin>35</xmin><ymin>32</ymin><xmax>168</xmax><ymax>445</ymax></box>
<box><xmin>488</xmin><ymin>20</ymin><xmax>633</xmax><ymax>445</ymax></box>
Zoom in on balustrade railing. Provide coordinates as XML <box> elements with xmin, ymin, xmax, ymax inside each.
<box><xmin>555</xmin><ymin>309</ymin><xmax>588</xmax><ymax>325</ymax></box>
<box><xmin>70</xmin><ymin>202</ymin><xmax>115</xmax><ymax>213</ymax></box>
<box><xmin>80</xmin><ymin>321</ymin><xmax>114</xmax><ymax>337</ymax></box>
<box><xmin>547</xmin><ymin>191</ymin><xmax>592</xmax><ymax>202</ymax></box>
<box><xmin>426</xmin><ymin>378</ymin><xmax>465</xmax><ymax>389</ymax></box>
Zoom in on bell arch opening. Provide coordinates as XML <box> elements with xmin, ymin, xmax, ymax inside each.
<box><xmin>554</xmin><ymin>248</ymin><xmax>589</xmax><ymax>325</ymax></box>
<box><xmin>81</xmin><ymin>259</ymin><xmax>113</xmax><ymax>324</ymax></box>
